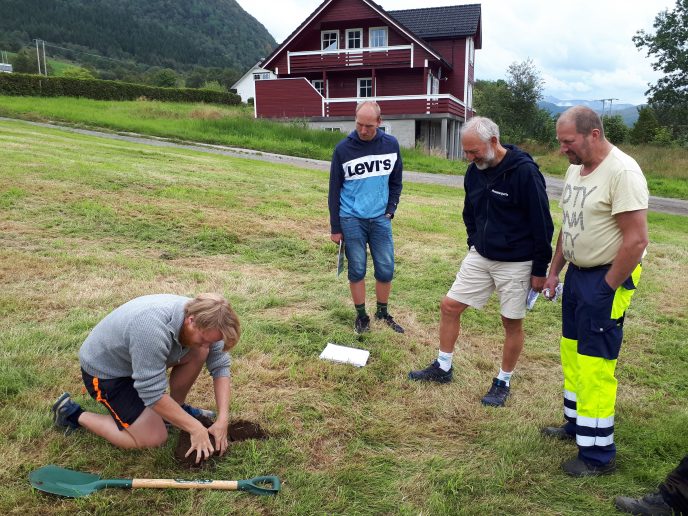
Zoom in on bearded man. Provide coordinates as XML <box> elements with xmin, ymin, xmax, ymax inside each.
<box><xmin>409</xmin><ymin>116</ymin><xmax>554</xmax><ymax>408</ymax></box>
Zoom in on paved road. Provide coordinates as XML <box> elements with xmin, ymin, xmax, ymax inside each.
<box><xmin>5</xmin><ymin>117</ymin><xmax>687</xmax><ymax>216</ymax></box>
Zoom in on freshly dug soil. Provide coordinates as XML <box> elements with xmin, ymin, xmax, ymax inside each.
<box><xmin>174</xmin><ymin>416</ymin><xmax>268</xmax><ymax>469</ymax></box>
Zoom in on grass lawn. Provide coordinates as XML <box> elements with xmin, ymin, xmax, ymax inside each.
<box><xmin>0</xmin><ymin>118</ymin><xmax>686</xmax><ymax>515</ymax></box>
<box><xmin>2</xmin><ymin>95</ymin><xmax>686</xmax><ymax>199</ymax></box>
<box><xmin>0</xmin><ymin>95</ymin><xmax>460</xmax><ymax>175</ymax></box>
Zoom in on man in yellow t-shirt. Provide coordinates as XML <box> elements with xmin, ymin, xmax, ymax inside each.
<box><xmin>541</xmin><ymin>106</ymin><xmax>649</xmax><ymax>477</ymax></box>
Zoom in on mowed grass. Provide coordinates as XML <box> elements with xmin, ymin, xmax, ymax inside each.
<box><xmin>0</xmin><ymin>118</ymin><xmax>686</xmax><ymax>515</ymax></box>
<box><xmin>0</xmin><ymin>95</ymin><xmax>459</xmax><ymax>175</ymax></box>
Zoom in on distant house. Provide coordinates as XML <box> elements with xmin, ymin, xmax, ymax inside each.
<box><xmin>231</xmin><ymin>62</ymin><xmax>276</xmax><ymax>103</ymax></box>
<box><xmin>0</xmin><ymin>63</ymin><xmax>12</xmax><ymax>73</ymax></box>
<box><xmin>253</xmin><ymin>0</ymin><xmax>481</xmax><ymax>157</ymax></box>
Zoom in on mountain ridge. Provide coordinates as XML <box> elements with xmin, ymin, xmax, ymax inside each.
<box><xmin>0</xmin><ymin>0</ymin><xmax>276</xmax><ymax>73</ymax></box>
<box><xmin>538</xmin><ymin>96</ymin><xmax>642</xmax><ymax>126</ymax></box>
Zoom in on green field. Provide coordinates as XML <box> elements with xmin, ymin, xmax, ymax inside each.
<box><xmin>2</xmin><ymin>95</ymin><xmax>686</xmax><ymax>199</ymax></box>
<box><xmin>0</xmin><ymin>95</ymin><xmax>459</xmax><ymax>175</ymax></box>
<box><xmin>0</xmin><ymin>118</ymin><xmax>686</xmax><ymax>515</ymax></box>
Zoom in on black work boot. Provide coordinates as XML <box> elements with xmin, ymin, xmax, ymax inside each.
<box><xmin>562</xmin><ymin>456</ymin><xmax>616</xmax><ymax>477</ymax></box>
<box><xmin>614</xmin><ymin>491</ymin><xmax>673</xmax><ymax>515</ymax></box>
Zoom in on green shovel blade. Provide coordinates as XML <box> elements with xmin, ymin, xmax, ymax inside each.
<box><xmin>29</xmin><ymin>465</ymin><xmax>132</xmax><ymax>498</ymax></box>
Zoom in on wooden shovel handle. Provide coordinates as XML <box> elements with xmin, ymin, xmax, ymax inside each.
<box><xmin>132</xmin><ymin>478</ymin><xmax>239</xmax><ymax>490</ymax></box>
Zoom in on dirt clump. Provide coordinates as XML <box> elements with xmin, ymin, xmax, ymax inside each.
<box><xmin>174</xmin><ymin>415</ymin><xmax>267</xmax><ymax>470</ymax></box>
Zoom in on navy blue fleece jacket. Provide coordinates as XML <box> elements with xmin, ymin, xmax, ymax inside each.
<box><xmin>463</xmin><ymin>144</ymin><xmax>554</xmax><ymax>277</ymax></box>
<box><xmin>328</xmin><ymin>129</ymin><xmax>403</xmax><ymax>234</ymax></box>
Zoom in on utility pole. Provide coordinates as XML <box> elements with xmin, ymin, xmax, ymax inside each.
<box><xmin>42</xmin><ymin>39</ymin><xmax>47</xmax><ymax>76</ymax></box>
<box><xmin>35</xmin><ymin>39</ymin><xmax>42</xmax><ymax>75</ymax></box>
<box><xmin>597</xmin><ymin>99</ymin><xmax>607</xmax><ymax>115</ymax></box>
<box><xmin>607</xmin><ymin>98</ymin><xmax>619</xmax><ymax>117</ymax></box>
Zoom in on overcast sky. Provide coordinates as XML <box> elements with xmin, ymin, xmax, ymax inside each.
<box><xmin>236</xmin><ymin>0</ymin><xmax>675</xmax><ymax>105</ymax></box>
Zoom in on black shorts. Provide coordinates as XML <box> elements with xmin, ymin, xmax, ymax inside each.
<box><xmin>81</xmin><ymin>368</ymin><xmax>146</xmax><ymax>430</ymax></box>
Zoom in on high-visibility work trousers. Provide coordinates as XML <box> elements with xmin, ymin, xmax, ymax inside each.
<box><xmin>560</xmin><ymin>263</ymin><xmax>642</xmax><ymax>466</ymax></box>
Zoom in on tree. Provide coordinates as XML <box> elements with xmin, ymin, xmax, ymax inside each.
<box><xmin>147</xmin><ymin>67</ymin><xmax>177</xmax><ymax>87</ymax></box>
<box><xmin>630</xmin><ymin>106</ymin><xmax>660</xmax><ymax>144</ymax></box>
<box><xmin>601</xmin><ymin>115</ymin><xmax>628</xmax><ymax>144</ymax></box>
<box><xmin>473</xmin><ymin>79</ymin><xmax>512</xmax><ymax>129</ymax></box>
<box><xmin>11</xmin><ymin>47</ymin><xmax>38</xmax><ymax>73</ymax></box>
<box><xmin>473</xmin><ymin>60</ymin><xmax>555</xmax><ymax>144</ymax></box>
<box><xmin>633</xmin><ymin>0</ymin><xmax>688</xmax><ymax>140</ymax></box>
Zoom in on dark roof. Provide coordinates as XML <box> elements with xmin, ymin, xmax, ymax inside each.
<box><xmin>388</xmin><ymin>4</ymin><xmax>481</xmax><ymax>40</ymax></box>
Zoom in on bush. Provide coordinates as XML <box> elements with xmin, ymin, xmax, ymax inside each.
<box><xmin>652</xmin><ymin>126</ymin><xmax>675</xmax><ymax>146</ymax></box>
<box><xmin>201</xmin><ymin>80</ymin><xmax>227</xmax><ymax>92</ymax></box>
<box><xmin>0</xmin><ymin>73</ymin><xmax>240</xmax><ymax>105</ymax></box>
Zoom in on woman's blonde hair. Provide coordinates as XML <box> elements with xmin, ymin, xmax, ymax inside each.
<box><xmin>184</xmin><ymin>293</ymin><xmax>240</xmax><ymax>351</ymax></box>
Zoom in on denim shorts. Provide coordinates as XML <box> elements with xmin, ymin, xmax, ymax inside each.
<box><xmin>340</xmin><ymin>215</ymin><xmax>394</xmax><ymax>283</ymax></box>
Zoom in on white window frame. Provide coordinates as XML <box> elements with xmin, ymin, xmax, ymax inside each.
<box><xmin>346</xmin><ymin>28</ymin><xmax>363</xmax><ymax>49</ymax></box>
<box><xmin>321</xmin><ymin>30</ymin><xmax>339</xmax><ymax>50</ymax></box>
<box><xmin>357</xmin><ymin>77</ymin><xmax>373</xmax><ymax>98</ymax></box>
<box><xmin>311</xmin><ymin>79</ymin><xmax>325</xmax><ymax>96</ymax></box>
<box><xmin>369</xmin><ymin>26</ymin><xmax>388</xmax><ymax>48</ymax></box>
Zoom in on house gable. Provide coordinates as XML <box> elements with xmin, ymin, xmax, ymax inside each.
<box><xmin>254</xmin><ymin>0</ymin><xmax>482</xmax><ymax>158</ymax></box>
<box><xmin>262</xmin><ymin>0</ymin><xmax>451</xmax><ymax>74</ymax></box>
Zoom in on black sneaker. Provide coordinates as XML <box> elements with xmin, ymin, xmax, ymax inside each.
<box><xmin>51</xmin><ymin>392</ymin><xmax>82</xmax><ymax>436</ymax></box>
<box><xmin>614</xmin><ymin>492</ymin><xmax>673</xmax><ymax>515</ymax></box>
<box><xmin>354</xmin><ymin>314</ymin><xmax>370</xmax><ymax>334</ymax></box>
<box><xmin>481</xmin><ymin>378</ymin><xmax>510</xmax><ymax>407</ymax></box>
<box><xmin>541</xmin><ymin>424</ymin><xmax>576</xmax><ymax>441</ymax></box>
<box><xmin>408</xmin><ymin>360</ymin><xmax>453</xmax><ymax>383</ymax></box>
<box><xmin>375</xmin><ymin>313</ymin><xmax>405</xmax><ymax>333</ymax></box>
<box><xmin>562</xmin><ymin>456</ymin><xmax>616</xmax><ymax>477</ymax></box>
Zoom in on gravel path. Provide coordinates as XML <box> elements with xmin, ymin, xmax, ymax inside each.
<box><xmin>5</xmin><ymin>117</ymin><xmax>687</xmax><ymax>216</ymax></box>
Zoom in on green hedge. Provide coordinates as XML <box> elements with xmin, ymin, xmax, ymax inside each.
<box><xmin>0</xmin><ymin>73</ymin><xmax>240</xmax><ymax>105</ymax></box>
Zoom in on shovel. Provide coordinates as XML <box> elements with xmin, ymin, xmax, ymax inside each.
<box><xmin>30</xmin><ymin>465</ymin><xmax>280</xmax><ymax>498</ymax></box>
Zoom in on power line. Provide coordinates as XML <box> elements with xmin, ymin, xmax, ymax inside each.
<box><xmin>35</xmin><ymin>39</ymin><xmax>137</xmax><ymax>66</ymax></box>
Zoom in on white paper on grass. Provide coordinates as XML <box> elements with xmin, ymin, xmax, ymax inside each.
<box><xmin>320</xmin><ymin>342</ymin><xmax>369</xmax><ymax>367</ymax></box>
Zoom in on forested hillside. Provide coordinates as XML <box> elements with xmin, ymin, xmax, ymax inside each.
<box><xmin>0</xmin><ymin>0</ymin><xmax>276</xmax><ymax>72</ymax></box>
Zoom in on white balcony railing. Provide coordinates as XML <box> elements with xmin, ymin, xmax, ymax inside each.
<box><xmin>287</xmin><ymin>44</ymin><xmax>414</xmax><ymax>74</ymax></box>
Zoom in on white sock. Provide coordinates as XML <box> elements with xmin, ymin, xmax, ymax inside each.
<box><xmin>437</xmin><ymin>351</ymin><xmax>453</xmax><ymax>372</ymax></box>
<box><xmin>497</xmin><ymin>368</ymin><xmax>513</xmax><ymax>386</ymax></box>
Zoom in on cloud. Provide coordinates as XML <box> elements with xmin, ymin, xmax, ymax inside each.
<box><xmin>237</xmin><ymin>0</ymin><xmax>675</xmax><ymax>105</ymax></box>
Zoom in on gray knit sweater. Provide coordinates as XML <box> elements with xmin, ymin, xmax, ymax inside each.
<box><xmin>79</xmin><ymin>294</ymin><xmax>231</xmax><ymax>406</ymax></box>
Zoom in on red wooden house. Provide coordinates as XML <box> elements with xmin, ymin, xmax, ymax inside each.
<box><xmin>254</xmin><ymin>0</ymin><xmax>481</xmax><ymax>158</ymax></box>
